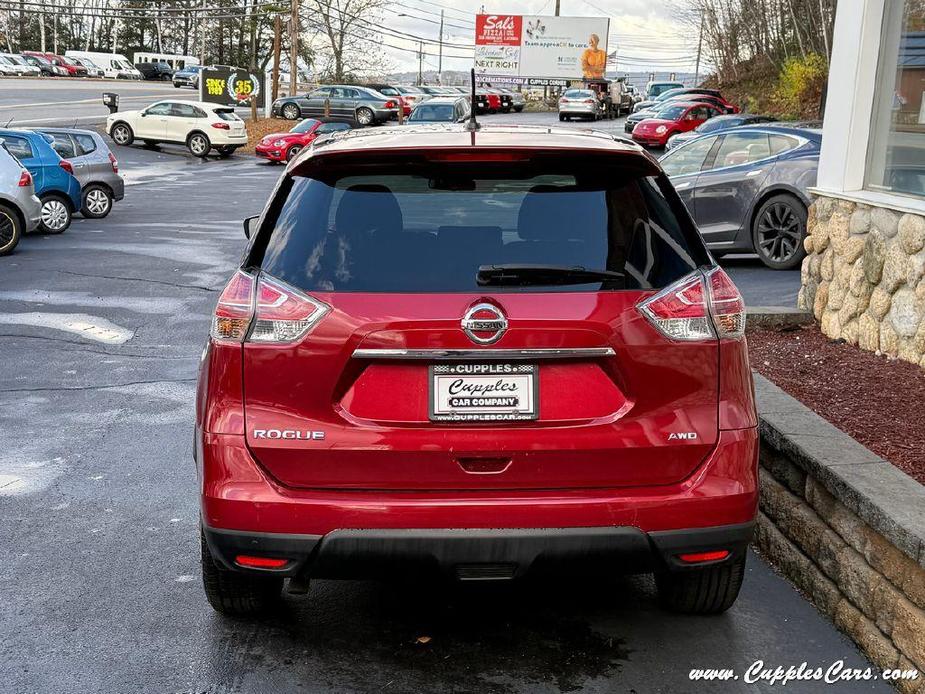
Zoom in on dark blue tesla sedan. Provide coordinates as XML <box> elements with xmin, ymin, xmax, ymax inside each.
<box><xmin>659</xmin><ymin>124</ymin><xmax>822</xmax><ymax>270</ymax></box>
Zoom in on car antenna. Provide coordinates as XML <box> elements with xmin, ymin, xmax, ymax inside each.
<box><xmin>465</xmin><ymin>67</ymin><xmax>480</xmax><ymax>132</ymax></box>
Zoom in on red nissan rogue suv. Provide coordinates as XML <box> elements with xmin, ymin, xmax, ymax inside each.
<box><xmin>196</xmin><ymin>123</ymin><xmax>758</xmax><ymax>617</ymax></box>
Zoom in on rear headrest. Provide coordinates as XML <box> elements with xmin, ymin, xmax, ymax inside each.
<box><xmin>437</xmin><ymin>226</ymin><xmax>502</xmax><ymax>249</ymax></box>
<box><xmin>334</xmin><ymin>184</ymin><xmax>403</xmax><ymax>237</ymax></box>
<box><xmin>517</xmin><ymin>186</ymin><xmax>606</xmax><ymax>241</ymax></box>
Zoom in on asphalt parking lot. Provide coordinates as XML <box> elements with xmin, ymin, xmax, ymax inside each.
<box><xmin>0</xmin><ymin>141</ymin><xmax>886</xmax><ymax>693</ymax></box>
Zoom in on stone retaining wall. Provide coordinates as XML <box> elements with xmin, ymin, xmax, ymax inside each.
<box><xmin>755</xmin><ymin>374</ymin><xmax>925</xmax><ymax>692</ymax></box>
<box><xmin>798</xmin><ymin>194</ymin><xmax>925</xmax><ymax>368</ymax></box>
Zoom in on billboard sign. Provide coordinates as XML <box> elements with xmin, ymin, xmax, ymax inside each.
<box><xmin>199</xmin><ymin>66</ymin><xmax>264</xmax><ymax>107</ymax></box>
<box><xmin>475</xmin><ymin>14</ymin><xmax>610</xmax><ymax>82</ymax></box>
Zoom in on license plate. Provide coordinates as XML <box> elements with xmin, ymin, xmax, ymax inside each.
<box><xmin>429</xmin><ymin>363</ymin><xmax>538</xmax><ymax>422</ymax></box>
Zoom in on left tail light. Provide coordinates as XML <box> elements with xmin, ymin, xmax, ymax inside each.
<box><xmin>17</xmin><ymin>170</ymin><xmax>32</xmax><ymax>187</ymax></box>
<box><xmin>211</xmin><ymin>122</ymin><xmax>231</xmax><ymax>130</ymax></box>
<box><xmin>108</xmin><ymin>152</ymin><xmax>119</xmax><ymax>173</ymax></box>
<box><xmin>59</xmin><ymin>159</ymin><xmax>73</xmax><ymax>174</ymax></box>
<box><xmin>210</xmin><ymin>271</ymin><xmax>330</xmax><ymax>344</ymax></box>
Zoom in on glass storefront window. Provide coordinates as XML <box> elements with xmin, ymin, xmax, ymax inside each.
<box><xmin>866</xmin><ymin>1</ymin><xmax>925</xmax><ymax>200</ymax></box>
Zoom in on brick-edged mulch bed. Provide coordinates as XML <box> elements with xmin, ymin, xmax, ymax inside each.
<box><xmin>748</xmin><ymin>325</ymin><xmax>925</xmax><ymax>485</ymax></box>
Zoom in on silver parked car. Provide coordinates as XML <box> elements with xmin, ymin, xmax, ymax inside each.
<box><xmin>0</xmin><ymin>142</ymin><xmax>42</xmax><ymax>256</ymax></box>
<box><xmin>271</xmin><ymin>85</ymin><xmax>400</xmax><ymax>125</ymax></box>
<box><xmin>407</xmin><ymin>96</ymin><xmax>470</xmax><ymax>123</ymax></box>
<box><xmin>35</xmin><ymin>128</ymin><xmax>125</xmax><ymax>218</ymax></box>
<box><xmin>557</xmin><ymin>89</ymin><xmax>603</xmax><ymax>122</ymax></box>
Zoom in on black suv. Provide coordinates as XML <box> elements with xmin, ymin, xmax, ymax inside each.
<box><xmin>135</xmin><ymin>62</ymin><xmax>174</xmax><ymax>80</ymax></box>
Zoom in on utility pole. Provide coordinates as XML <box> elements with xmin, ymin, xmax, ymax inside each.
<box><xmin>417</xmin><ymin>41</ymin><xmax>423</xmax><ymax>85</ymax></box>
<box><xmin>197</xmin><ymin>0</ymin><xmax>206</xmax><ymax>64</ymax></box>
<box><xmin>437</xmin><ymin>9</ymin><xmax>443</xmax><ymax>84</ymax></box>
<box><xmin>554</xmin><ymin>0</ymin><xmax>560</xmax><ymax>15</ymax></box>
<box><xmin>694</xmin><ymin>11</ymin><xmax>704</xmax><ymax>84</ymax></box>
<box><xmin>272</xmin><ymin>15</ymin><xmax>281</xmax><ymax>102</ymax></box>
<box><xmin>289</xmin><ymin>0</ymin><xmax>298</xmax><ymax>96</ymax></box>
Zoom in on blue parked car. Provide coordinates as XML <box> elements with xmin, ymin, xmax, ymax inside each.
<box><xmin>659</xmin><ymin>124</ymin><xmax>821</xmax><ymax>270</ymax></box>
<box><xmin>0</xmin><ymin>129</ymin><xmax>82</xmax><ymax>233</ymax></box>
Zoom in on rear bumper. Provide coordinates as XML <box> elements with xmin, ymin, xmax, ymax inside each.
<box><xmin>199</xmin><ymin>427</ymin><xmax>758</xmax><ymax>577</ymax></box>
<box><xmin>203</xmin><ymin>521</ymin><xmax>755</xmax><ymax>580</ymax></box>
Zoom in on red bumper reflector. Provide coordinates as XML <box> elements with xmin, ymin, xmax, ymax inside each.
<box><xmin>678</xmin><ymin>550</ymin><xmax>730</xmax><ymax>564</ymax></box>
<box><xmin>234</xmin><ymin>554</ymin><xmax>289</xmax><ymax>569</ymax></box>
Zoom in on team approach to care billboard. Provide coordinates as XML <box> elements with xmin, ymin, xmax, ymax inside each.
<box><xmin>474</xmin><ymin>14</ymin><xmax>610</xmax><ymax>86</ymax></box>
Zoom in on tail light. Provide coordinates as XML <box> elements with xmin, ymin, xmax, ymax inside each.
<box><xmin>638</xmin><ymin>267</ymin><xmax>745</xmax><ymax>341</ymax></box>
<box><xmin>108</xmin><ymin>152</ymin><xmax>118</xmax><ymax>173</ymax></box>
<box><xmin>583</xmin><ymin>99</ymin><xmax>595</xmax><ymax>104</ymax></box>
<box><xmin>679</xmin><ymin>550</ymin><xmax>729</xmax><ymax>564</ymax></box>
<box><xmin>560</xmin><ymin>98</ymin><xmax>569</xmax><ymax>104</ymax></box>
<box><xmin>59</xmin><ymin>159</ymin><xmax>73</xmax><ymax>174</ymax></box>
<box><xmin>234</xmin><ymin>555</ymin><xmax>289</xmax><ymax>569</ymax></box>
<box><xmin>384</xmin><ymin>100</ymin><xmax>396</xmax><ymax>109</ymax></box>
<box><xmin>211</xmin><ymin>270</ymin><xmax>255</xmax><ymax>341</ymax></box>
<box><xmin>211</xmin><ymin>122</ymin><xmax>230</xmax><ymax>130</ymax></box>
<box><xmin>210</xmin><ymin>271</ymin><xmax>330</xmax><ymax>343</ymax></box>
<box><xmin>17</xmin><ymin>170</ymin><xmax>32</xmax><ymax>187</ymax></box>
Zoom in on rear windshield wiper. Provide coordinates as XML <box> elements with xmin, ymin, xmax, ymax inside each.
<box><xmin>477</xmin><ymin>264</ymin><xmax>625</xmax><ymax>287</ymax></box>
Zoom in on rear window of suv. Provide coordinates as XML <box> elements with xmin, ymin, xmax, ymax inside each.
<box><xmin>253</xmin><ymin>159</ymin><xmax>707</xmax><ymax>293</ymax></box>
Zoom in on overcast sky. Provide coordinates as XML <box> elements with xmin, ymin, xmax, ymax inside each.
<box><xmin>374</xmin><ymin>0</ymin><xmax>705</xmax><ymax>76</ymax></box>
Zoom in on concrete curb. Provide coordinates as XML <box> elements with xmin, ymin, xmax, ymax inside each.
<box><xmin>755</xmin><ymin>373</ymin><xmax>925</xmax><ymax>568</ymax></box>
<box><xmin>747</xmin><ymin>307</ymin><xmax>814</xmax><ymax>331</ymax></box>
<box><xmin>754</xmin><ymin>372</ymin><xmax>925</xmax><ymax>682</ymax></box>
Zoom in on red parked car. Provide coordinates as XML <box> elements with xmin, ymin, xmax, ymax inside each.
<box><xmin>42</xmin><ymin>52</ymin><xmax>88</xmax><ymax>77</ymax></box>
<box><xmin>254</xmin><ymin>118</ymin><xmax>353</xmax><ymax>163</ymax></box>
<box><xmin>198</xmin><ymin>124</ymin><xmax>757</xmax><ymax>617</ymax></box>
<box><xmin>632</xmin><ymin>101</ymin><xmax>723</xmax><ymax>148</ymax></box>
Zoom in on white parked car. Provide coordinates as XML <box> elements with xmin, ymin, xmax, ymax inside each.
<box><xmin>106</xmin><ymin>100</ymin><xmax>248</xmax><ymax>158</ymax></box>
<box><xmin>0</xmin><ymin>54</ymin><xmax>41</xmax><ymax>76</ymax></box>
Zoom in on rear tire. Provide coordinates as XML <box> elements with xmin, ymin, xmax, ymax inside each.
<box><xmin>38</xmin><ymin>194</ymin><xmax>71</xmax><ymax>234</ymax></box>
<box><xmin>200</xmin><ymin>531</ymin><xmax>284</xmax><ymax>617</ymax></box>
<box><xmin>81</xmin><ymin>184</ymin><xmax>113</xmax><ymax>218</ymax></box>
<box><xmin>655</xmin><ymin>553</ymin><xmax>746</xmax><ymax>614</ymax></box>
<box><xmin>0</xmin><ymin>203</ymin><xmax>22</xmax><ymax>256</ymax></box>
<box><xmin>558</xmin><ymin>113</ymin><xmax>565</xmax><ymax>122</ymax></box>
<box><xmin>187</xmin><ymin>132</ymin><xmax>211</xmax><ymax>158</ymax></box>
<box><xmin>356</xmin><ymin>107</ymin><xmax>374</xmax><ymax>126</ymax></box>
<box><xmin>752</xmin><ymin>194</ymin><xmax>807</xmax><ymax>270</ymax></box>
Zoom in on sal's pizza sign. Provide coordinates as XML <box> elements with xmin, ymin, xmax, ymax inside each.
<box><xmin>476</xmin><ymin>14</ymin><xmax>522</xmax><ymax>45</ymax></box>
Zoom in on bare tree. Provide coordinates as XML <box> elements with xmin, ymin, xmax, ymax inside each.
<box><xmin>304</xmin><ymin>0</ymin><xmax>389</xmax><ymax>82</ymax></box>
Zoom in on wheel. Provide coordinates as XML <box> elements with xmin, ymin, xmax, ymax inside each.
<box><xmin>0</xmin><ymin>204</ymin><xmax>22</xmax><ymax>256</ymax></box>
<box><xmin>514</xmin><ymin>106</ymin><xmax>523</xmax><ymax>113</ymax></box>
<box><xmin>187</xmin><ymin>132</ymin><xmax>211</xmax><ymax>158</ymax></box>
<box><xmin>286</xmin><ymin>144</ymin><xmax>303</xmax><ymax>162</ymax></box>
<box><xmin>142</xmin><ymin>140</ymin><xmax>159</xmax><ymax>149</ymax></box>
<box><xmin>217</xmin><ymin>145</ymin><xmax>236</xmax><ymax>158</ymax></box>
<box><xmin>110</xmin><ymin>122</ymin><xmax>133</xmax><ymax>146</ymax></box>
<box><xmin>39</xmin><ymin>195</ymin><xmax>71</xmax><ymax>234</ymax></box>
<box><xmin>752</xmin><ymin>194</ymin><xmax>807</xmax><ymax>270</ymax></box>
<box><xmin>282</xmin><ymin>102</ymin><xmax>300</xmax><ymax>120</ymax></box>
<box><xmin>655</xmin><ymin>553</ymin><xmax>746</xmax><ymax>614</ymax></box>
<box><xmin>200</xmin><ymin>530</ymin><xmax>283</xmax><ymax>616</ymax></box>
<box><xmin>355</xmin><ymin>107</ymin><xmax>374</xmax><ymax>126</ymax></box>
<box><xmin>558</xmin><ymin>113</ymin><xmax>565</xmax><ymax>122</ymax></box>
<box><xmin>81</xmin><ymin>184</ymin><xmax>113</xmax><ymax>218</ymax></box>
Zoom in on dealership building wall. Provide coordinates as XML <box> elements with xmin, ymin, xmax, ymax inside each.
<box><xmin>801</xmin><ymin>0</ymin><xmax>925</xmax><ymax>368</ymax></box>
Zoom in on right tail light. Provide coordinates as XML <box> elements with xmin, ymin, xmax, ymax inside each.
<box><xmin>638</xmin><ymin>267</ymin><xmax>745</xmax><ymax>341</ymax></box>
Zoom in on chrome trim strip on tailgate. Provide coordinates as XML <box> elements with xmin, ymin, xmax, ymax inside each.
<box><xmin>352</xmin><ymin>348</ymin><xmax>615</xmax><ymax>361</ymax></box>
